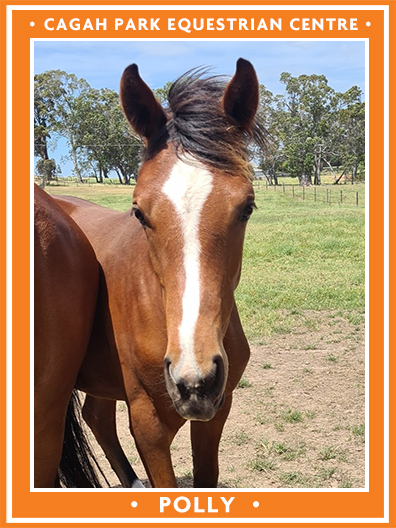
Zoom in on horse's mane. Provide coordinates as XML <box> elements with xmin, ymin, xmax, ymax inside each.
<box><xmin>143</xmin><ymin>68</ymin><xmax>268</xmax><ymax>179</ymax></box>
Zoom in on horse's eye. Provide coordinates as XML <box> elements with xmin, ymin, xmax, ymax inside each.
<box><xmin>240</xmin><ymin>203</ymin><xmax>256</xmax><ymax>222</ymax></box>
<box><xmin>133</xmin><ymin>207</ymin><xmax>147</xmax><ymax>226</ymax></box>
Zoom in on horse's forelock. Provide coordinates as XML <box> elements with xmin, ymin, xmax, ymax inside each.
<box><xmin>142</xmin><ymin>68</ymin><xmax>267</xmax><ymax>179</ymax></box>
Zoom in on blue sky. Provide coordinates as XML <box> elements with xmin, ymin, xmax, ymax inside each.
<box><xmin>34</xmin><ymin>40</ymin><xmax>365</xmax><ymax>176</ymax></box>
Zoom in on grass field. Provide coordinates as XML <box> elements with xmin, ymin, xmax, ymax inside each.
<box><xmin>240</xmin><ymin>183</ymin><xmax>365</xmax><ymax>341</ymax></box>
<box><xmin>46</xmin><ymin>180</ymin><xmax>365</xmax><ymax>341</ymax></box>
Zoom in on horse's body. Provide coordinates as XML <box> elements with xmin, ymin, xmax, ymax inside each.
<box><xmin>56</xmin><ymin>194</ymin><xmax>250</xmax><ymax>488</ymax></box>
<box><xmin>56</xmin><ymin>58</ymin><xmax>266</xmax><ymax>488</ymax></box>
<box><xmin>34</xmin><ymin>185</ymin><xmax>100</xmax><ymax>487</ymax></box>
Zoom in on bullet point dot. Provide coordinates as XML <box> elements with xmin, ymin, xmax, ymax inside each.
<box><xmin>253</xmin><ymin>501</ymin><xmax>259</xmax><ymax>508</ymax></box>
<box><xmin>30</xmin><ymin>21</ymin><xmax>35</xmax><ymax>26</ymax></box>
<box><xmin>131</xmin><ymin>501</ymin><xmax>138</xmax><ymax>508</ymax></box>
<box><xmin>366</xmin><ymin>21</ymin><xmax>371</xmax><ymax>26</ymax></box>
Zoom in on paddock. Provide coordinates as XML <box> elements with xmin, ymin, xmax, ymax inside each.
<box><xmin>46</xmin><ymin>181</ymin><xmax>365</xmax><ymax>488</ymax></box>
<box><xmin>90</xmin><ymin>311</ymin><xmax>364</xmax><ymax>488</ymax></box>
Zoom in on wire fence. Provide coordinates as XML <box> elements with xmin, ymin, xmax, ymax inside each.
<box><xmin>35</xmin><ymin>176</ymin><xmax>136</xmax><ymax>187</ymax></box>
<box><xmin>36</xmin><ymin>177</ymin><xmax>365</xmax><ymax>207</ymax></box>
<box><xmin>252</xmin><ymin>181</ymin><xmax>365</xmax><ymax>207</ymax></box>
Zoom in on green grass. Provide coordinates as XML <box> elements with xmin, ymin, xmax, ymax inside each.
<box><xmin>46</xmin><ymin>181</ymin><xmax>365</xmax><ymax>340</ymax></box>
<box><xmin>278</xmin><ymin>471</ymin><xmax>309</xmax><ymax>487</ymax></box>
<box><xmin>305</xmin><ymin>410</ymin><xmax>316</xmax><ymax>419</ymax></box>
<box><xmin>237</xmin><ymin>187</ymin><xmax>365</xmax><ymax>339</ymax></box>
<box><xmin>271</xmin><ymin>441</ymin><xmax>306</xmax><ymax>461</ymax></box>
<box><xmin>46</xmin><ymin>181</ymin><xmax>136</xmax><ymax>212</ymax></box>
<box><xmin>319</xmin><ymin>446</ymin><xmax>338</xmax><ymax>461</ymax></box>
<box><xmin>248</xmin><ymin>456</ymin><xmax>277</xmax><ymax>473</ymax></box>
<box><xmin>237</xmin><ymin>377</ymin><xmax>252</xmax><ymax>389</ymax></box>
<box><xmin>339</xmin><ymin>479</ymin><xmax>353</xmax><ymax>488</ymax></box>
<box><xmin>281</xmin><ymin>409</ymin><xmax>303</xmax><ymax>424</ymax></box>
<box><xmin>326</xmin><ymin>354</ymin><xmax>338</xmax><ymax>363</ymax></box>
<box><xmin>232</xmin><ymin>430</ymin><xmax>251</xmax><ymax>446</ymax></box>
<box><xmin>351</xmin><ymin>424</ymin><xmax>365</xmax><ymax>442</ymax></box>
<box><xmin>316</xmin><ymin>467</ymin><xmax>336</xmax><ymax>481</ymax></box>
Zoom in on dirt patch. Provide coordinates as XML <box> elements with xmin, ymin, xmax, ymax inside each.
<box><xmin>88</xmin><ymin>310</ymin><xmax>365</xmax><ymax>489</ymax></box>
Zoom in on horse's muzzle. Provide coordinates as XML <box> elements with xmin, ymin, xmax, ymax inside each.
<box><xmin>164</xmin><ymin>355</ymin><xmax>226</xmax><ymax>421</ymax></box>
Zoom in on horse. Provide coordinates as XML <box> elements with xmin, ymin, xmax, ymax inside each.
<box><xmin>34</xmin><ymin>185</ymin><xmax>103</xmax><ymax>487</ymax></box>
<box><xmin>55</xmin><ymin>58</ymin><xmax>267</xmax><ymax>488</ymax></box>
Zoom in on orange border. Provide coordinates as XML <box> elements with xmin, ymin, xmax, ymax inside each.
<box><xmin>1</xmin><ymin>0</ymin><xmax>394</xmax><ymax>526</ymax></box>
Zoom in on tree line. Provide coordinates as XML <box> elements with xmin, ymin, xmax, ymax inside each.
<box><xmin>34</xmin><ymin>70</ymin><xmax>364</xmax><ymax>186</ymax></box>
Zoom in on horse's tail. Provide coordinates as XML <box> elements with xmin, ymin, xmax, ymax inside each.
<box><xmin>58</xmin><ymin>390</ymin><xmax>108</xmax><ymax>488</ymax></box>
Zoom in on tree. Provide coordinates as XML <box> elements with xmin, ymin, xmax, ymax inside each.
<box><xmin>51</xmin><ymin>71</ymin><xmax>91</xmax><ymax>182</ymax></box>
<box><xmin>34</xmin><ymin>72</ymin><xmax>65</xmax><ymax>178</ymax></box>
<box><xmin>34</xmin><ymin>69</ymin><xmax>364</xmax><ymax>188</ymax></box>
<box><xmin>154</xmin><ymin>81</ymin><xmax>172</xmax><ymax>106</ymax></box>
<box><xmin>34</xmin><ymin>71</ymin><xmax>144</xmax><ymax>184</ymax></box>
<box><xmin>35</xmin><ymin>70</ymin><xmax>91</xmax><ymax>182</ymax></box>
<box><xmin>75</xmin><ymin>87</ymin><xmax>142</xmax><ymax>184</ymax></box>
<box><xmin>101</xmin><ymin>89</ymin><xmax>142</xmax><ymax>184</ymax></box>
<box><xmin>35</xmin><ymin>158</ymin><xmax>59</xmax><ymax>187</ymax></box>
<box><xmin>72</xmin><ymin>87</ymin><xmax>113</xmax><ymax>182</ymax></box>
<box><xmin>276</xmin><ymin>73</ymin><xmax>338</xmax><ymax>185</ymax></box>
<box><xmin>256</xmin><ymin>85</ymin><xmax>282</xmax><ymax>185</ymax></box>
<box><xmin>336</xmin><ymin>86</ymin><xmax>365</xmax><ymax>184</ymax></box>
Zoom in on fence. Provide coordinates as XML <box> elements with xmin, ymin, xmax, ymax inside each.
<box><xmin>34</xmin><ymin>176</ymin><xmax>136</xmax><ymax>187</ymax></box>
<box><xmin>253</xmin><ymin>181</ymin><xmax>365</xmax><ymax>207</ymax></box>
<box><xmin>37</xmin><ymin>177</ymin><xmax>364</xmax><ymax>207</ymax></box>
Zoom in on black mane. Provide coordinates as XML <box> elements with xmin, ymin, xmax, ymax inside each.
<box><xmin>143</xmin><ymin>68</ymin><xmax>267</xmax><ymax>178</ymax></box>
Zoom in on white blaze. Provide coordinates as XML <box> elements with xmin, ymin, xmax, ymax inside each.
<box><xmin>162</xmin><ymin>158</ymin><xmax>213</xmax><ymax>380</ymax></box>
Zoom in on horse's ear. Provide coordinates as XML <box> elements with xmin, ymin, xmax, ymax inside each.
<box><xmin>120</xmin><ymin>64</ymin><xmax>167</xmax><ymax>141</ymax></box>
<box><xmin>222</xmin><ymin>58</ymin><xmax>259</xmax><ymax>131</ymax></box>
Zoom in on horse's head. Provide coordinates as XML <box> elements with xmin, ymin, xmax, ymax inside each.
<box><xmin>120</xmin><ymin>59</ymin><xmax>266</xmax><ymax>421</ymax></box>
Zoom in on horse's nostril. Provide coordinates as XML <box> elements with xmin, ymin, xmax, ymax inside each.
<box><xmin>172</xmin><ymin>355</ymin><xmax>225</xmax><ymax>401</ymax></box>
<box><xmin>176</xmin><ymin>382</ymin><xmax>190</xmax><ymax>399</ymax></box>
<box><xmin>163</xmin><ymin>354</ymin><xmax>227</xmax><ymax>421</ymax></box>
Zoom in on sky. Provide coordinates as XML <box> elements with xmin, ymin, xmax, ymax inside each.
<box><xmin>34</xmin><ymin>40</ymin><xmax>365</xmax><ymax>177</ymax></box>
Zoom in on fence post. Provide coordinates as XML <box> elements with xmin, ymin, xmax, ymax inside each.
<box><xmin>292</xmin><ymin>185</ymin><xmax>295</xmax><ymax>198</ymax></box>
<box><xmin>314</xmin><ymin>186</ymin><xmax>317</xmax><ymax>202</ymax></box>
<box><xmin>303</xmin><ymin>186</ymin><xmax>305</xmax><ymax>200</ymax></box>
<box><xmin>283</xmin><ymin>183</ymin><xmax>285</xmax><ymax>193</ymax></box>
<box><xmin>356</xmin><ymin>192</ymin><xmax>359</xmax><ymax>206</ymax></box>
<box><xmin>340</xmin><ymin>190</ymin><xmax>343</xmax><ymax>204</ymax></box>
<box><xmin>326</xmin><ymin>188</ymin><xmax>329</xmax><ymax>204</ymax></box>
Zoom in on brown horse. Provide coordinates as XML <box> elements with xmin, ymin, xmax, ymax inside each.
<box><xmin>34</xmin><ymin>185</ymin><xmax>103</xmax><ymax>487</ymax></box>
<box><xmin>56</xmin><ymin>58</ymin><xmax>267</xmax><ymax>488</ymax></box>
